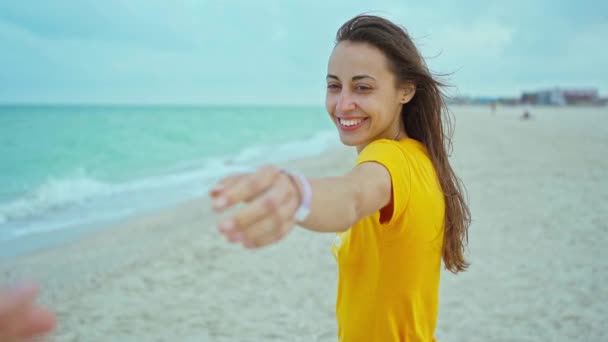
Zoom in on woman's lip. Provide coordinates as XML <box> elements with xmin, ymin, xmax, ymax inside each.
<box><xmin>336</xmin><ymin>117</ymin><xmax>368</xmax><ymax>131</ymax></box>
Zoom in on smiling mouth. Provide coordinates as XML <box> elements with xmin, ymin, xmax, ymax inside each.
<box><xmin>337</xmin><ymin>117</ymin><xmax>368</xmax><ymax>131</ymax></box>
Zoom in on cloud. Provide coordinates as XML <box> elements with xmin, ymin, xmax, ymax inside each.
<box><xmin>436</xmin><ymin>21</ymin><xmax>513</xmax><ymax>57</ymax></box>
<box><xmin>0</xmin><ymin>0</ymin><xmax>606</xmax><ymax>103</ymax></box>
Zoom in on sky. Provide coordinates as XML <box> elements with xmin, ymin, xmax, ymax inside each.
<box><xmin>0</xmin><ymin>0</ymin><xmax>606</xmax><ymax>105</ymax></box>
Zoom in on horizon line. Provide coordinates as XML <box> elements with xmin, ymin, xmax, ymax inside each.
<box><xmin>0</xmin><ymin>102</ymin><xmax>326</xmax><ymax>107</ymax></box>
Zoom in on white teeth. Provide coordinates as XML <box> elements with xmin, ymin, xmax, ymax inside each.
<box><xmin>339</xmin><ymin>118</ymin><xmax>364</xmax><ymax>126</ymax></box>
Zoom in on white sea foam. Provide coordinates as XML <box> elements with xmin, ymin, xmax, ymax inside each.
<box><xmin>0</xmin><ymin>130</ymin><xmax>341</xmax><ymax>242</ymax></box>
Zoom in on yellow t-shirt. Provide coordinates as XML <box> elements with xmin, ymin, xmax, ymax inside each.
<box><xmin>331</xmin><ymin>138</ymin><xmax>445</xmax><ymax>341</ymax></box>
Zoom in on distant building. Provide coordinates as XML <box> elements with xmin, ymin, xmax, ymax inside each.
<box><xmin>447</xmin><ymin>88</ymin><xmax>605</xmax><ymax>106</ymax></box>
<box><xmin>521</xmin><ymin>88</ymin><xmax>600</xmax><ymax>105</ymax></box>
<box><xmin>496</xmin><ymin>97</ymin><xmax>520</xmax><ymax>105</ymax></box>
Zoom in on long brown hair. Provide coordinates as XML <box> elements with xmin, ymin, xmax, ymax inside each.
<box><xmin>336</xmin><ymin>14</ymin><xmax>471</xmax><ymax>273</ymax></box>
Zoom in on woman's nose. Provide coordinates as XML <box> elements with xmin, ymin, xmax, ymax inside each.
<box><xmin>337</xmin><ymin>92</ymin><xmax>356</xmax><ymax>113</ymax></box>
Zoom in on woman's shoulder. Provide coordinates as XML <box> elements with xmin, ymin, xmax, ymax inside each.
<box><xmin>357</xmin><ymin>138</ymin><xmax>435</xmax><ymax>179</ymax></box>
<box><xmin>359</xmin><ymin>138</ymin><xmax>426</xmax><ymax>159</ymax></box>
<box><xmin>356</xmin><ymin>139</ymin><xmax>404</xmax><ymax>163</ymax></box>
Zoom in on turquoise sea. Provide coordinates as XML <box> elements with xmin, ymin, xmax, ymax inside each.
<box><xmin>0</xmin><ymin>105</ymin><xmax>340</xmax><ymax>256</ymax></box>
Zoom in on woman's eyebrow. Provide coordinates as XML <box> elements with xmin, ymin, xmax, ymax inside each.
<box><xmin>352</xmin><ymin>74</ymin><xmax>376</xmax><ymax>81</ymax></box>
<box><xmin>326</xmin><ymin>74</ymin><xmax>376</xmax><ymax>81</ymax></box>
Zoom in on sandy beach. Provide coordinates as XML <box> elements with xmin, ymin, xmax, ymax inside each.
<box><xmin>1</xmin><ymin>105</ymin><xmax>606</xmax><ymax>341</ymax></box>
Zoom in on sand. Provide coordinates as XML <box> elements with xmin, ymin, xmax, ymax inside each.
<box><xmin>1</xmin><ymin>105</ymin><xmax>606</xmax><ymax>341</ymax></box>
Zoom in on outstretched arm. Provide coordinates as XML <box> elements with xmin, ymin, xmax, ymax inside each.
<box><xmin>210</xmin><ymin>162</ymin><xmax>392</xmax><ymax>248</ymax></box>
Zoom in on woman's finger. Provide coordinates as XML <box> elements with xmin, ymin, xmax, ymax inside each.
<box><xmin>212</xmin><ymin>165</ymin><xmax>281</xmax><ymax>211</ymax></box>
<box><xmin>209</xmin><ymin>173</ymin><xmax>249</xmax><ymax>197</ymax></box>
<box><xmin>218</xmin><ymin>173</ymin><xmax>294</xmax><ymax>235</ymax></box>
<box><xmin>239</xmin><ymin>194</ymin><xmax>299</xmax><ymax>248</ymax></box>
<box><xmin>249</xmin><ymin>219</ymin><xmax>297</xmax><ymax>249</ymax></box>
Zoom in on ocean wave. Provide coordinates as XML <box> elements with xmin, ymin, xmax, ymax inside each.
<box><xmin>0</xmin><ymin>175</ymin><xmax>116</xmax><ymax>222</ymax></box>
<box><xmin>229</xmin><ymin>130</ymin><xmax>339</xmax><ymax>165</ymax></box>
<box><xmin>0</xmin><ymin>130</ymin><xmax>340</xmax><ymax>228</ymax></box>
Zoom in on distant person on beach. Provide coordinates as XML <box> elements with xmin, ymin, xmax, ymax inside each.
<box><xmin>522</xmin><ymin>101</ymin><xmax>532</xmax><ymax>120</ymax></box>
<box><xmin>490</xmin><ymin>101</ymin><xmax>497</xmax><ymax>115</ymax></box>
<box><xmin>0</xmin><ymin>284</ymin><xmax>55</xmax><ymax>341</ymax></box>
<box><xmin>210</xmin><ymin>14</ymin><xmax>471</xmax><ymax>341</ymax></box>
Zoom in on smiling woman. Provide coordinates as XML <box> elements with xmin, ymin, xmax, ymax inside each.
<box><xmin>325</xmin><ymin>41</ymin><xmax>416</xmax><ymax>149</ymax></box>
<box><xmin>210</xmin><ymin>14</ymin><xmax>471</xmax><ymax>341</ymax></box>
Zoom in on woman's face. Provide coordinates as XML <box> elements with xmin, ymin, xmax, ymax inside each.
<box><xmin>325</xmin><ymin>40</ymin><xmax>414</xmax><ymax>152</ymax></box>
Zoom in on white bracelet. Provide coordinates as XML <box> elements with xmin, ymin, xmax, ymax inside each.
<box><xmin>283</xmin><ymin>170</ymin><xmax>312</xmax><ymax>223</ymax></box>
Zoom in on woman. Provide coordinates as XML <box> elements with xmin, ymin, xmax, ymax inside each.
<box><xmin>211</xmin><ymin>14</ymin><xmax>470</xmax><ymax>341</ymax></box>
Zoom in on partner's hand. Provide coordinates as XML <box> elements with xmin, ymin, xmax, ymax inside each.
<box><xmin>0</xmin><ymin>284</ymin><xmax>56</xmax><ymax>342</ymax></box>
<box><xmin>209</xmin><ymin>165</ymin><xmax>301</xmax><ymax>249</ymax></box>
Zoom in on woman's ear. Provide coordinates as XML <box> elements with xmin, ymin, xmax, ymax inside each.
<box><xmin>400</xmin><ymin>83</ymin><xmax>416</xmax><ymax>104</ymax></box>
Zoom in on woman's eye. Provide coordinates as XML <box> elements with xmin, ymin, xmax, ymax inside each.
<box><xmin>355</xmin><ymin>85</ymin><xmax>371</xmax><ymax>91</ymax></box>
<box><xmin>327</xmin><ymin>84</ymin><xmax>341</xmax><ymax>90</ymax></box>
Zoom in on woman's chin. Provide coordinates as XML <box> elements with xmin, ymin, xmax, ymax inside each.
<box><xmin>338</xmin><ymin>133</ymin><xmax>366</xmax><ymax>147</ymax></box>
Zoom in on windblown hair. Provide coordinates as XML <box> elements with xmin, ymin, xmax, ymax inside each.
<box><xmin>336</xmin><ymin>14</ymin><xmax>471</xmax><ymax>273</ymax></box>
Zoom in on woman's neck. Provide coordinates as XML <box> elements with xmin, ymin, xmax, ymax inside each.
<box><xmin>356</xmin><ymin>128</ymin><xmax>407</xmax><ymax>154</ymax></box>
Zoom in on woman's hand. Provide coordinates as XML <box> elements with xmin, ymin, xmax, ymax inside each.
<box><xmin>0</xmin><ymin>283</ymin><xmax>56</xmax><ymax>342</ymax></box>
<box><xmin>209</xmin><ymin>165</ymin><xmax>301</xmax><ymax>249</ymax></box>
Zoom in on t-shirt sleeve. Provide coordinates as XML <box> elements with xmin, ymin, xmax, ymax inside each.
<box><xmin>355</xmin><ymin>139</ymin><xmax>411</xmax><ymax>225</ymax></box>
